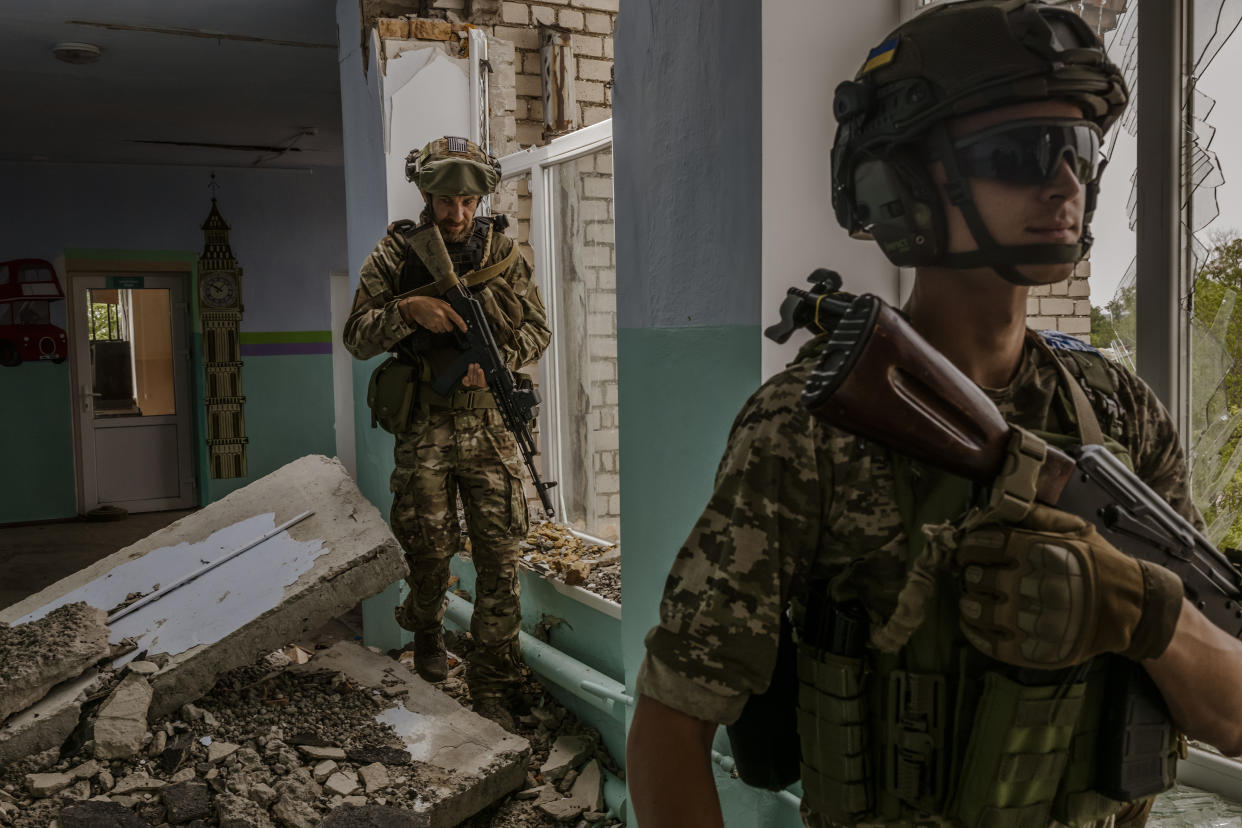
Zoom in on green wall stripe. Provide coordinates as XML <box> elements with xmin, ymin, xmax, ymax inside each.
<box><xmin>239</xmin><ymin>331</ymin><xmax>332</xmax><ymax>344</ymax></box>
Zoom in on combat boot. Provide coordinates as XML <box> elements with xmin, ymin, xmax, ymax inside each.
<box><xmin>413</xmin><ymin>628</ymin><xmax>448</xmax><ymax>683</ymax></box>
<box><xmin>474</xmin><ymin>697</ymin><xmax>516</xmax><ymax>732</ymax></box>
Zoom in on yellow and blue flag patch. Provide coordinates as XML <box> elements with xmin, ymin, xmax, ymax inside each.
<box><xmin>862</xmin><ymin>37</ymin><xmax>899</xmax><ymax>74</ymax></box>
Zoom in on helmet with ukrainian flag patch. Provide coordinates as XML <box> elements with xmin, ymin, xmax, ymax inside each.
<box><xmin>830</xmin><ymin>0</ymin><xmax>1128</xmax><ymax>280</ymax></box>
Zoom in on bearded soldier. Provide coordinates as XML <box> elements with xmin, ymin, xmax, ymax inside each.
<box><xmin>343</xmin><ymin>136</ymin><xmax>550</xmax><ymax>730</ymax></box>
<box><xmin>628</xmin><ymin>2</ymin><xmax>1242</xmax><ymax>826</ymax></box>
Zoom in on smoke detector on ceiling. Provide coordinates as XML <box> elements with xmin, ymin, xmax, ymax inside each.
<box><xmin>53</xmin><ymin>43</ymin><xmax>102</xmax><ymax>65</ymax></box>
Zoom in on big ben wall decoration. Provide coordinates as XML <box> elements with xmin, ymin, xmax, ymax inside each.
<box><xmin>198</xmin><ymin>188</ymin><xmax>248</xmax><ymax>479</ymax></box>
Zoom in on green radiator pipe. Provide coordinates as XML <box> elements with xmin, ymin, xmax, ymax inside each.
<box><xmin>444</xmin><ymin>591</ymin><xmax>631</xmax><ymax>818</ymax></box>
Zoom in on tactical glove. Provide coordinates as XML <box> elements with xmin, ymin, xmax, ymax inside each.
<box><xmin>956</xmin><ymin>504</ymin><xmax>1184</xmax><ymax>670</ymax></box>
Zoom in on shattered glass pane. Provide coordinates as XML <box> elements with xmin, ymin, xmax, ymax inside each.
<box><xmin>1151</xmin><ymin>784</ymin><xmax>1242</xmax><ymax>826</ymax></box>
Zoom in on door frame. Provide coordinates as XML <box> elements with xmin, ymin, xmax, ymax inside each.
<box><xmin>65</xmin><ymin>256</ymin><xmax>199</xmax><ymax>514</ymax></box>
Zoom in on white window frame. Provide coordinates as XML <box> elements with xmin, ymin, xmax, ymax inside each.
<box><xmin>498</xmin><ymin>119</ymin><xmax>613</xmax><ymax>542</ymax></box>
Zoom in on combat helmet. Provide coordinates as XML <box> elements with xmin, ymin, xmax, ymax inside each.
<box><xmin>830</xmin><ymin>0</ymin><xmax>1128</xmax><ymax>283</ymax></box>
<box><xmin>405</xmin><ymin>136</ymin><xmax>502</xmax><ymax>196</ymax></box>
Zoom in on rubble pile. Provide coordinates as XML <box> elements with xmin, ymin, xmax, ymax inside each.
<box><xmin>0</xmin><ymin>638</ymin><xmax>623</xmax><ymax>828</ymax></box>
<box><xmin>518</xmin><ymin>524</ymin><xmax>621</xmax><ymax>605</ymax></box>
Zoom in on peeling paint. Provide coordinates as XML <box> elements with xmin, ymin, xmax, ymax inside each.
<box><xmin>15</xmin><ymin>513</ymin><xmax>326</xmax><ymax>659</ymax></box>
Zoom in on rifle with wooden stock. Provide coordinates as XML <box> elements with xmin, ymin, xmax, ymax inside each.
<box><xmin>728</xmin><ymin>270</ymin><xmax>1242</xmax><ymax>797</ymax></box>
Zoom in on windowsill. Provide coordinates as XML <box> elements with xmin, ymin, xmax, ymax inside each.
<box><xmin>518</xmin><ymin>560</ymin><xmax>621</xmax><ymax>620</ymax></box>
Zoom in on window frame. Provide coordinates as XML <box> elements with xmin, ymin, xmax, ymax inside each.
<box><xmin>498</xmin><ymin>120</ymin><xmax>614</xmax><ymax>542</ymax></box>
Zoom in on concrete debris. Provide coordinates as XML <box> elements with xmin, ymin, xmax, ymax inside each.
<box><xmin>0</xmin><ymin>621</ymin><xmax>625</xmax><ymax>827</ymax></box>
<box><xmin>149</xmin><ymin>730</ymin><xmax>167</xmax><ymax>756</ymax></box>
<box><xmin>25</xmin><ymin>771</ymin><xmax>72</xmax><ymax>797</ymax></box>
<box><xmin>93</xmin><ymin>674</ymin><xmax>153</xmax><ymax>760</ymax></box>
<box><xmin>208</xmin><ymin>741</ymin><xmax>240</xmax><ymax>763</ymax></box>
<box><xmin>68</xmin><ymin>759</ymin><xmax>99</xmax><ymax>780</ymax></box>
<box><xmin>317</xmin><ymin>803</ymin><xmax>420</xmax><ymax>826</ymax></box>
<box><xmin>0</xmin><ymin>455</ymin><xmax>407</xmax><ymax>739</ymax></box>
<box><xmin>126</xmin><ymin>661</ymin><xmax>158</xmax><ymax>677</ymax></box>
<box><xmin>537</xmin><ymin>758</ymin><xmax>603</xmax><ymax>822</ymax></box>
<box><xmin>59</xmin><ymin>800</ymin><xmax>152</xmax><ymax>827</ymax></box>
<box><xmin>357</xmin><ymin>762</ymin><xmax>389</xmax><ymax>794</ymax></box>
<box><xmin>111</xmin><ymin>773</ymin><xmax>166</xmax><ymax>794</ymax></box>
<box><xmin>296</xmin><ymin>744</ymin><xmax>345</xmax><ymax>761</ymax></box>
<box><xmin>271</xmin><ymin>795</ymin><xmax>319</xmax><ymax>827</ymax></box>
<box><xmin>0</xmin><ymin>602</ymin><xmax>110</xmax><ymax>724</ymax></box>
<box><xmin>540</xmin><ymin>733</ymin><xmax>592</xmax><ymax>782</ymax></box>
<box><xmin>518</xmin><ymin>521</ymin><xmax>622</xmax><ymax>603</ymax></box>
<box><xmin>215</xmin><ymin>791</ymin><xmax>275</xmax><ymax>828</ymax></box>
<box><xmin>161</xmin><ymin>780</ymin><xmax>212</xmax><ymax>823</ymax></box>
<box><xmin>323</xmin><ymin>770</ymin><xmax>359</xmax><ymax>797</ymax></box>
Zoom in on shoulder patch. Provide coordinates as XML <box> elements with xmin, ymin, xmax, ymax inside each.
<box><xmin>1037</xmin><ymin>329</ymin><xmax>1098</xmax><ymax>354</ymax></box>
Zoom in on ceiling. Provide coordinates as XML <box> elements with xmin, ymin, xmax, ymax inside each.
<box><xmin>0</xmin><ymin>0</ymin><xmax>345</xmax><ymax>169</ymax></box>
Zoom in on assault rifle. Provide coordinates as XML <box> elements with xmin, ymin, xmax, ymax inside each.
<box><xmin>431</xmin><ymin>280</ymin><xmax>557</xmax><ymax>519</ymax></box>
<box><xmin>732</xmin><ymin>269</ymin><xmax>1242</xmax><ymax>800</ymax></box>
<box><xmin>778</xmin><ymin>272</ymin><xmax>1242</xmax><ymax>636</ymax></box>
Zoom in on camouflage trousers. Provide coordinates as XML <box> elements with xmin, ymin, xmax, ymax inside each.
<box><xmin>389</xmin><ymin>407</ymin><xmax>529</xmax><ymax>699</ymax></box>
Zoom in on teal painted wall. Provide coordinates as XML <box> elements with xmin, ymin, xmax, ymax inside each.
<box><xmin>617</xmin><ymin>325</ymin><xmax>807</xmax><ymax>825</ymax></box>
<box><xmin>205</xmin><ymin>354</ymin><xmax>337</xmax><ymax>502</ymax></box>
<box><xmin>0</xmin><ymin>363</ymin><xmax>76</xmax><ymax>524</ymax></box>
<box><xmin>617</xmin><ymin>325</ymin><xmax>761</xmax><ymax>682</ymax></box>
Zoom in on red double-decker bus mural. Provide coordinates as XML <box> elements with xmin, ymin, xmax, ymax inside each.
<box><xmin>0</xmin><ymin>259</ymin><xmax>68</xmax><ymax>366</ymax></box>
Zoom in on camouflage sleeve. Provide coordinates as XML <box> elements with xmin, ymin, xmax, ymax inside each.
<box><xmin>637</xmin><ymin>365</ymin><xmax>826</xmax><ymax>724</ymax></box>
<box><xmin>342</xmin><ymin>233</ymin><xmax>416</xmax><ymax>361</ymax></box>
<box><xmin>1113</xmin><ymin>367</ymin><xmax>1206</xmax><ymax>531</ymax></box>
<box><xmin>496</xmin><ymin>236</ymin><xmax>550</xmax><ymax>370</ymax></box>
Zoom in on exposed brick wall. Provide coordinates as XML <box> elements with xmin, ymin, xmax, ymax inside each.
<box><xmin>1026</xmin><ymin>260</ymin><xmax>1093</xmax><ymax>341</ymax></box>
<box><xmin>371</xmin><ymin>1</ymin><xmax>619</xmax><ymax>536</ymax></box>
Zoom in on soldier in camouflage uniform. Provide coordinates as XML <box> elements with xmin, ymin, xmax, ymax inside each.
<box><xmin>343</xmin><ymin>136</ymin><xmax>550</xmax><ymax>730</ymax></box>
<box><xmin>628</xmin><ymin>3</ymin><xmax>1242</xmax><ymax>827</ymax></box>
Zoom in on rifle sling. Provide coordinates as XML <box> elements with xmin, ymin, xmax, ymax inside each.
<box><xmin>1030</xmin><ymin>332</ymin><xmax>1105</xmax><ymax>447</ymax></box>
<box><xmin>393</xmin><ymin>244</ymin><xmax>519</xmax><ymax>301</ymax></box>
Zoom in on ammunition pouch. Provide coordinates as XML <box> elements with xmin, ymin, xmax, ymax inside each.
<box><xmin>948</xmin><ymin>670</ymin><xmax>1087</xmax><ymax>828</ymax></box>
<box><xmin>798</xmin><ymin>643</ymin><xmax>872</xmax><ymax>822</ymax></box>
<box><xmin>367</xmin><ymin>356</ymin><xmax>422</xmax><ymax>433</ymax></box>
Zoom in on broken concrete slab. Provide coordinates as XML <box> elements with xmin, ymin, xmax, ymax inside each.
<box><xmin>25</xmin><ymin>771</ymin><xmax>72</xmax><ymax>797</ymax></box>
<box><xmin>540</xmin><ymin>733</ymin><xmax>592</xmax><ymax>782</ymax></box>
<box><xmin>297</xmin><ymin>744</ymin><xmax>346</xmax><ymax>761</ymax></box>
<box><xmin>325</xmin><ymin>770</ymin><xmax>360</xmax><ymax>797</ymax></box>
<box><xmin>313</xmin><ymin>759</ymin><xmax>338</xmax><ymax>783</ymax></box>
<box><xmin>0</xmin><ymin>669</ymin><xmax>96</xmax><ymax>768</ymax></box>
<box><xmin>0</xmin><ymin>456</ymin><xmax>406</xmax><ymax>733</ymax></box>
<box><xmin>0</xmin><ymin>602</ymin><xmax>109</xmax><ymax>723</ymax></box>
<box><xmin>94</xmin><ymin>673</ymin><xmax>153</xmax><ymax>759</ymax></box>
<box><xmin>291</xmin><ymin>641</ymin><xmax>529</xmax><ymax>826</ymax></box>
<box><xmin>358</xmin><ymin>762</ymin><xmax>390</xmax><ymax>794</ymax></box>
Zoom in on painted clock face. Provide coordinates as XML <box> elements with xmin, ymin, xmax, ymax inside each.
<box><xmin>200</xmin><ymin>271</ymin><xmax>239</xmax><ymax>309</ymax></box>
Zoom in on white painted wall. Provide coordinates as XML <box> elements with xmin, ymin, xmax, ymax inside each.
<box><xmin>761</xmin><ymin>0</ymin><xmax>904</xmax><ymax>379</ymax></box>
<box><xmin>384</xmin><ymin>45</ymin><xmax>473</xmax><ymax>223</ymax></box>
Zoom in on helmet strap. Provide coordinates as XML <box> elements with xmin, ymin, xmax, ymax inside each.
<box><xmin>929</xmin><ymin>123</ymin><xmax>1083</xmax><ymax>286</ymax></box>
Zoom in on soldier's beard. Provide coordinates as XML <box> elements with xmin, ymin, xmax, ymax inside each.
<box><xmin>438</xmin><ymin>219</ymin><xmax>473</xmax><ymax>244</ymax></box>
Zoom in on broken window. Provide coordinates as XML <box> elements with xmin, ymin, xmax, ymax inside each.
<box><xmin>499</xmin><ymin>122</ymin><xmax>617</xmax><ymax>544</ymax></box>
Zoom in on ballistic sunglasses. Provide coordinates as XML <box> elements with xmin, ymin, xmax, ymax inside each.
<box><xmin>946</xmin><ymin>118</ymin><xmax>1104</xmax><ymax>186</ymax></box>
